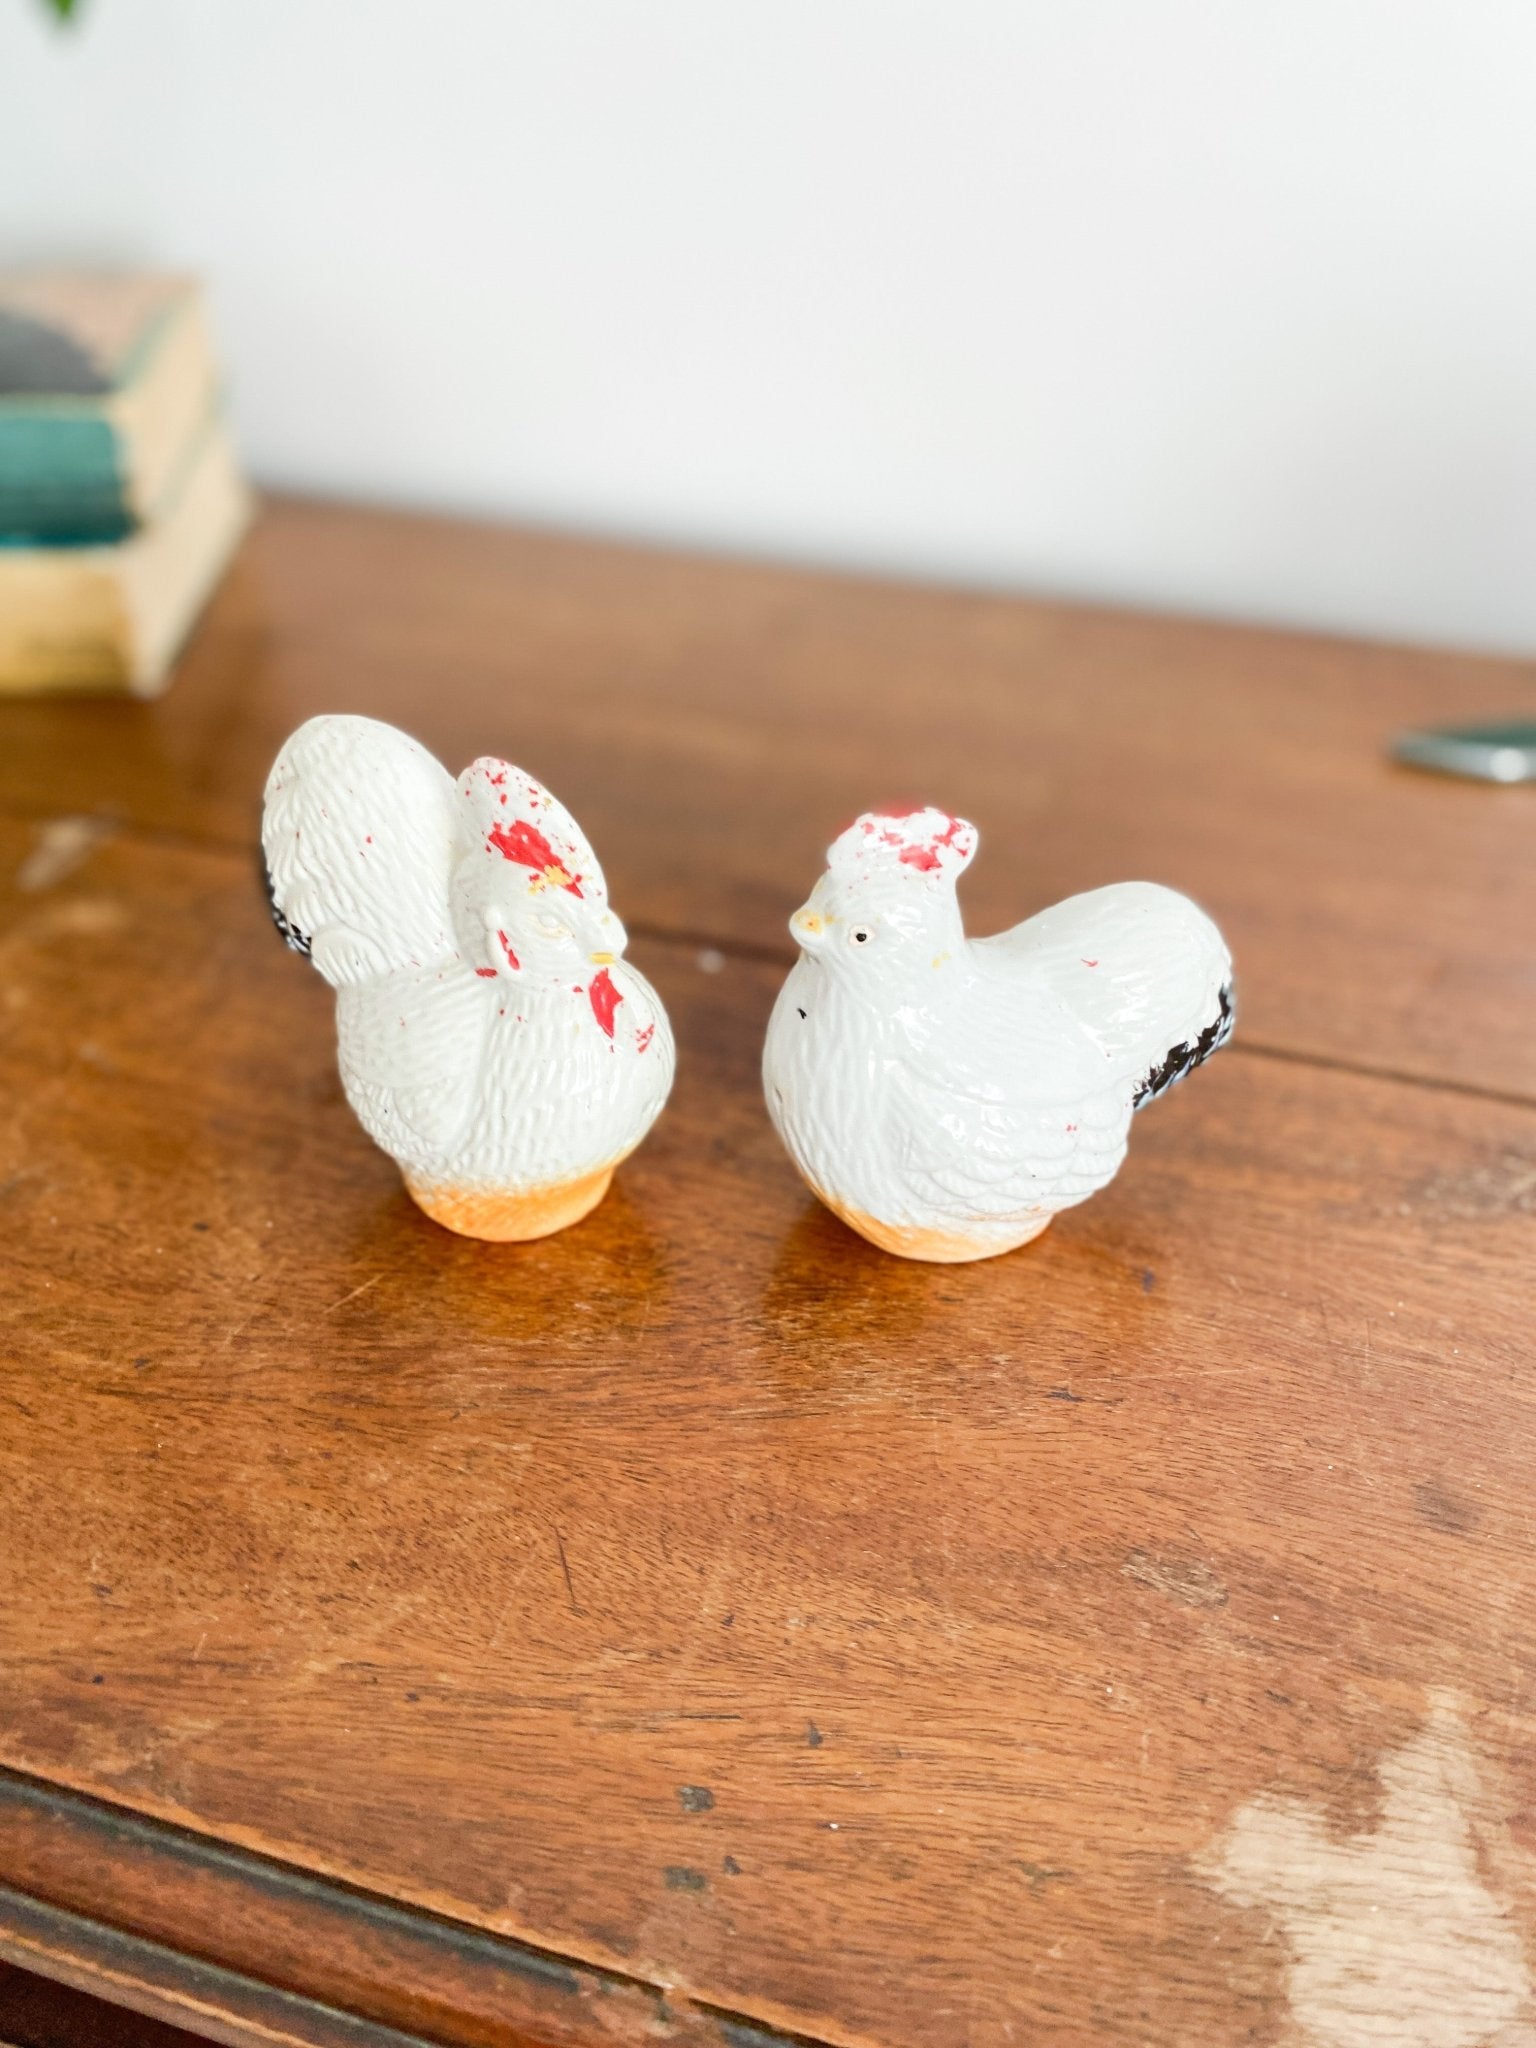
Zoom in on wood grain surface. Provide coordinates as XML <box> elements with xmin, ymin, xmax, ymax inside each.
<box><xmin>2</xmin><ymin>503</ymin><xmax>1535</xmax><ymax>2047</ymax></box>
<box><xmin>1</xmin><ymin>499</ymin><xmax>1534</xmax><ymax>1097</ymax></box>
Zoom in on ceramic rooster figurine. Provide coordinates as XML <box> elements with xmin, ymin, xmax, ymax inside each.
<box><xmin>262</xmin><ymin>715</ymin><xmax>674</xmax><ymax>1240</ymax></box>
<box><xmin>763</xmin><ymin>808</ymin><xmax>1232</xmax><ymax>1262</ymax></box>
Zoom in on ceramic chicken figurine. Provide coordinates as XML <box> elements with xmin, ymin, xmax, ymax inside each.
<box><xmin>763</xmin><ymin>808</ymin><xmax>1233</xmax><ymax>1262</ymax></box>
<box><xmin>262</xmin><ymin>715</ymin><xmax>674</xmax><ymax>1241</ymax></box>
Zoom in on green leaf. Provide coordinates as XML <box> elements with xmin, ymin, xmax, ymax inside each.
<box><xmin>44</xmin><ymin>0</ymin><xmax>83</xmax><ymax>20</ymax></box>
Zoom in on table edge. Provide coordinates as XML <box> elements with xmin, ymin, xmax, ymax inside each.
<box><xmin>0</xmin><ymin>1767</ymin><xmax>827</xmax><ymax>2048</ymax></box>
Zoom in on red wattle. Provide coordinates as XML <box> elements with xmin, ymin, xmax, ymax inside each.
<box><xmin>589</xmin><ymin>968</ymin><xmax>623</xmax><ymax>1038</ymax></box>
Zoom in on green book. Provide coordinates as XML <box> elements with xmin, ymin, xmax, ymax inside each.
<box><xmin>0</xmin><ymin>415</ymin><xmax>251</xmax><ymax>697</ymax></box>
<box><xmin>0</xmin><ymin>272</ymin><xmax>221</xmax><ymax>545</ymax></box>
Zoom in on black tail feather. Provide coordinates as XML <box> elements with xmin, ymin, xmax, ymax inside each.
<box><xmin>259</xmin><ymin>845</ymin><xmax>312</xmax><ymax>957</ymax></box>
<box><xmin>1134</xmin><ymin>982</ymin><xmax>1234</xmax><ymax>1109</ymax></box>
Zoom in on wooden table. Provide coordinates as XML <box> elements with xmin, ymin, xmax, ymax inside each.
<box><xmin>3</xmin><ymin>499</ymin><xmax>1535</xmax><ymax>2048</ymax></box>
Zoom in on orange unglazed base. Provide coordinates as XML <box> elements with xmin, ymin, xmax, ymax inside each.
<box><xmin>819</xmin><ymin>1191</ymin><xmax>1053</xmax><ymax>1264</ymax></box>
<box><xmin>404</xmin><ymin>1166</ymin><xmax>616</xmax><ymax>1242</ymax></box>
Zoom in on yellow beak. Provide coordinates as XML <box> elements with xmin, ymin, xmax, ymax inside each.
<box><xmin>589</xmin><ymin>950</ymin><xmax>617</xmax><ymax>966</ymax></box>
<box><xmin>790</xmin><ymin>909</ymin><xmax>826</xmax><ymax>943</ymax></box>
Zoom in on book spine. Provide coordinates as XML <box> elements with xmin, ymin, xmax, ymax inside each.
<box><xmin>0</xmin><ymin>412</ymin><xmax>132</xmax><ymax>545</ymax></box>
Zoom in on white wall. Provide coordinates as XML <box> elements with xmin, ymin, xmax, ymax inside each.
<box><xmin>4</xmin><ymin>1</ymin><xmax>1535</xmax><ymax>654</ymax></box>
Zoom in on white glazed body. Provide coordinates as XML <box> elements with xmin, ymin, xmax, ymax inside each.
<box><xmin>763</xmin><ymin>809</ymin><xmax>1232</xmax><ymax>1262</ymax></box>
<box><xmin>263</xmin><ymin>715</ymin><xmax>674</xmax><ymax>1239</ymax></box>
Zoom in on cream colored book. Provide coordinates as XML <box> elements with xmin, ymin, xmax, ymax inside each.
<box><xmin>0</xmin><ymin>419</ymin><xmax>252</xmax><ymax>697</ymax></box>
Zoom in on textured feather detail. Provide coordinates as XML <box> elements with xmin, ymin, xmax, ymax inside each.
<box><xmin>895</xmin><ymin>1066</ymin><xmax>1131</xmax><ymax>1226</ymax></box>
<box><xmin>336</xmin><ymin>973</ymin><xmax>489</xmax><ymax>1167</ymax></box>
<box><xmin>976</xmin><ymin>881</ymin><xmax>1232</xmax><ymax>1084</ymax></box>
<box><xmin>262</xmin><ymin>715</ymin><xmax>460</xmax><ymax>987</ymax></box>
<box><xmin>263</xmin><ymin>715</ymin><xmax>492</xmax><ymax>1171</ymax></box>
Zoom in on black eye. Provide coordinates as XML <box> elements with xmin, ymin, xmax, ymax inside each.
<box><xmin>849</xmin><ymin>925</ymin><xmax>872</xmax><ymax>946</ymax></box>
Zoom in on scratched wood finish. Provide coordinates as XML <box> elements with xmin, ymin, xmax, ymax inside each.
<box><xmin>1</xmin><ymin>500</ymin><xmax>1535</xmax><ymax>1098</ymax></box>
<box><xmin>2</xmin><ymin>808</ymin><xmax>1536</xmax><ymax>2048</ymax></box>
<box><xmin>0</xmin><ymin>1766</ymin><xmax>724</xmax><ymax>2048</ymax></box>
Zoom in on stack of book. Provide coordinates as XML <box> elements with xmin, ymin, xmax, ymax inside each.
<box><xmin>0</xmin><ymin>271</ymin><xmax>251</xmax><ymax>697</ymax></box>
